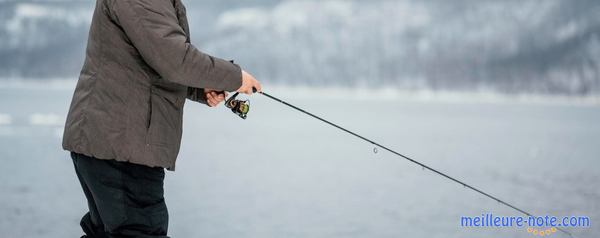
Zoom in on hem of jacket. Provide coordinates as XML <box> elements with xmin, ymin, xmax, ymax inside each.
<box><xmin>63</xmin><ymin>146</ymin><xmax>174</xmax><ymax>171</ymax></box>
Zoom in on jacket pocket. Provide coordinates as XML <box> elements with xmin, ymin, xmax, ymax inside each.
<box><xmin>145</xmin><ymin>86</ymin><xmax>185</xmax><ymax>147</ymax></box>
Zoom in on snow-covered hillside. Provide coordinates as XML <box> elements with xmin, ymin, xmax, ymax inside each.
<box><xmin>0</xmin><ymin>0</ymin><xmax>599</xmax><ymax>95</ymax></box>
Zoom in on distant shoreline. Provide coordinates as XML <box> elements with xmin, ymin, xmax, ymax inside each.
<box><xmin>1</xmin><ymin>78</ymin><xmax>599</xmax><ymax>106</ymax></box>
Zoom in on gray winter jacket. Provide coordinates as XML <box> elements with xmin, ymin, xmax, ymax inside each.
<box><xmin>62</xmin><ymin>0</ymin><xmax>242</xmax><ymax>170</ymax></box>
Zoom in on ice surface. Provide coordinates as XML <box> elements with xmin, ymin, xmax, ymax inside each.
<box><xmin>0</xmin><ymin>83</ymin><xmax>598</xmax><ymax>237</ymax></box>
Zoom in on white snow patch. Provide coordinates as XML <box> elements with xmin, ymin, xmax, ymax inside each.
<box><xmin>10</xmin><ymin>3</ymin><xmax>92</xmax><ymax>27</ymax></box>
<box><xmin>5</xmin><ymin>3</ymin><xmax>92</xmax><ymax>48</ymax></box>
<box><xmin>29</xmin><ymin>113</ymin><xmax>64</xmax><ymax>126</ymax></box>
<box><xmin>555</xmin><ymin>21</ymin><xmax>581</xmax><ymax>42</ymax></box>
<box><xmin>217</xmin><ymin>7</ymin><xmax>269</xmax><ymax>30</ymax></box>
<box><xmin>216</xmin><ymin>0</ymin><xmax>429</xmax><ymax>35</ymax></box>
<box><xmin>0</xmin><ymin>114</ymin><xmax>12</xmax><ymax>125</ymax></box>
<box><xmin>0</xmin><ymin>78</ymin><xmax>76</xmax><ymax>90</ymax></box>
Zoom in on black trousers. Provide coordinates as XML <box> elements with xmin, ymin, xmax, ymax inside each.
<box><xmin>71</xmin><ymin>152</ymin><xmax>169</xmax><ymax>238</ymax></box>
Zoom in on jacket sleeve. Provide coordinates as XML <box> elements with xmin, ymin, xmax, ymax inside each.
<box><xmin>186</xmin><ymin>87</ymin><xmax>207</xmax><ymax>104</ymax></box>
<box><xmin>109</xmin><ymin>0</ymin><xmax>242</xmax><ymax>91</ymax></box>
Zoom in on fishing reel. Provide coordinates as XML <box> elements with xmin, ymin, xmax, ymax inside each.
<box><xmin>225</xmin><ymin>92</ymin><xmax>250</xmax><ymax>119</ymax></box>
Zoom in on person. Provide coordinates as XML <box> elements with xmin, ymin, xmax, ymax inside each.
<box><xmin>62</xmin><ymin>0</ymin><xmax>262</xmax><ymax>237</ymax></box>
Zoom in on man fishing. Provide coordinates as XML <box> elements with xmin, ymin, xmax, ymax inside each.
<box><xmin>62</xmin><ymin>0</ymin><xmax>262</xmax><ymax>237</ymax></box>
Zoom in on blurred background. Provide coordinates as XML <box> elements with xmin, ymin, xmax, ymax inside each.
<box><xmin>0</xmin><ymin>0</ymin><xmax>598</xmax><ymax>237</ymax></box>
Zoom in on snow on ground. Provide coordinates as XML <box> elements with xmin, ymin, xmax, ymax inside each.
<box><xmin>0</xmin><ymin>114</ymin><xmax>11</xmax><ymax>125</ymax></box>
<box><xmin>28</xmin><ymin>113</ymin><xmax>63</xmax><ymax>126</ymax></box>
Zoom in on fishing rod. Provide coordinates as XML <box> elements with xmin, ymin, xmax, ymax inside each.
<box><xmin>224</xmin><ymin>89</ymin><xmax>573</xmax><ymax>237</ymax></box>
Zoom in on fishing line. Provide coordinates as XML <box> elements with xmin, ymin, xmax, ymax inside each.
<box><xmin>256</xmin><ymin>91</ymin><xmax>573</xmax><ymax>237</ymax></box>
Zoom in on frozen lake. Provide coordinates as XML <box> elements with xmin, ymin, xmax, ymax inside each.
<box><xmin>0</xmin><ymin>82</ymin><xmax>598</xmax><ymax>237</ymax></box>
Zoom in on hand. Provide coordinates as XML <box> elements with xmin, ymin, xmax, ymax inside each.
<box><xmin>237</xmin><ymin>70</ymin><xmax>262</xmax><ymax>95</ymax></box>
<box><xmin>203</xmin><ymin>89</ymin><xmax>227</xmax><ymax>107</ymax></box>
